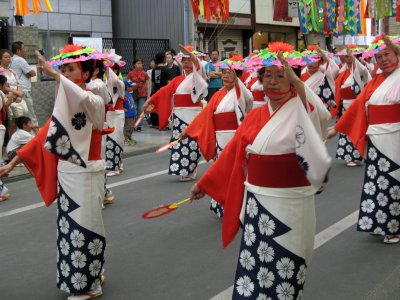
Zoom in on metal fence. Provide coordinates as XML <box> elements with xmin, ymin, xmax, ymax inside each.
<box><xmin>102</xmin><ymin>38</ymin><xmax>170</xmax><ymax>74</ymax></box>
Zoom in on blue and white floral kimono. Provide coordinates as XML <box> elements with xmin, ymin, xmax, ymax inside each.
<box><xmin>105</xmin><ymin>70</ymin><xmax>125</xmax><ymax>172</ymax></box>
<box><xmin>40</xmin><ymin>76</ymin><xmax>106</xmax><ymax>295</ymax></box>
<box><xmin>233</xmin><ymin>88</ymin><xmax>331</xmax><ymax>299</ymax></box>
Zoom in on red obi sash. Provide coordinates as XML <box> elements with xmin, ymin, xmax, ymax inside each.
<box><xmin>368</xmin><ymin>104</ymin><xmax>400</xmax><ymax>125</ymax></box>
<box><xmin>88</xmin><ymin>129</ymin><xmax>102</xmax><ymax>160</ymax></box>
<box><xmin>214</xmin><ymin>112</ymin><xmax>238</xmax><ymax>131</ymax></box>
<box><xmin>114</xmin><ymin>98</ymin><xmax>124</xmax><ymax>110</ymax></box>
<box><xmin>252</xmin><ymin>90</ymin><xmax>265</xmax><ymax>102</ymax></box>
<box><xmin>247</xmin><ymin>153</ymin><xmax>310</xmax><ymax>188</ymax></box>
<box><xmin>173</xmin><ymin>94</ymin><xmax>202</xmax><ymax>108</ymax></box>
<box><xmin>340</xmin><ymin>86</ymin><xmax>356</xmax><ymax>100</ymax></box>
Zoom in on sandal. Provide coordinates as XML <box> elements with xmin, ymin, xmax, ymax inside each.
<box><xmin>383</xmin><ymin>235</ymin><xmax>400</xmax><ymax>244</ymax></box>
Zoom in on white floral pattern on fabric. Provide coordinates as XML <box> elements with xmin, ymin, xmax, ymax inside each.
<box><xmin>105</xmin><ymin>135</ymin><xmax>123</xmax><ymax>171</ymax></box>
<box><xmin>358</xmin><ymin>216</ymin><xmax>373</xmax><ymax>230</ymax></box>
<box><xmin>257</xmin><ymin>241</ymin><xmax>275</xmax><ymax>263</ymax></box>
<box><xmin>60</xmin><ymin>194</ymin><xmax>69</xmax><ymax>212</ymax></box>
<box><xmin>390</xmin><ymin>186</ymin><xmax>400</xmax><ymax>200</ymax></box>
<box><xmin>358</xmin><ymin>139</ymin><xmax>400</xmax><ymax>235</ymax></box>
<box><xmin>60</xmin><ymin>238</ymin><xmax>70</xmax><ymax>256</ymax></box>
<box><xmin>363</xmin><ymin>182</ymin><xmax>376</xmax><ymax>195</ymax></box>
<box><xmin>168</xmin><ymin>114</ymin><xmax>201</xmax><ymax>177</ymax></box>
<box><xmin>244</xmin><ymin>224</ymin><xmax>256</xmax><ymax>246</ymax></box>
<box><xmin>276</xmin><ymin>257</ymin><xmax>295</xmax><ymax>279</ymax></box>
<box><xmin>377</xmin><ymin>158</ymin><xmax>390</xmax><ymax>172</ymax></box>
<box><xmin>59</xmin><ymin>217</ymin><xmax>70</xmax><ymax>234</ymax></box>
<box><xmin>256</xmin><ymin>293</ymin><xmax>272</xmax><ymax>300</ymax></box>
<box><xmin>375</xmin><ymin>210</ymin><xmax>387</xmax><ymax>224</ymax></box>
<box><xmin>240</xmin><ymin>249</ymin><xmax>256</xmax><ymax>271</ymax></box>
<box><xmin>56</xmin><ymin>185</ymin><xmax>106</xmax><ymax>294</ymax></box>
<box><xmin>258</xmin><ymin>214</ymin><xmax>276</xmax><ymax>236</ymax></box>
<box><xmin>368</xmin><ymin>147</ymin><xmax>377</xmax><ymax>161</ymax></box>
<box><xmin>88</xmin><ymin>239</ymin><xmax>104</xmax><ymax>256</ymax></box>
<box><xmin>236</xmin><ymin>275</ymin><xmax>254</xmax><ymax>297</ymax></box>
<box><xmin>71</xmin><ymin>250</ymin><xmax>87</xmax><ymax>269</ymax></box>
<box><xmin>246</xmin><ymin>197</ymin><xmax>259</xmax><ymax>218</ymax></box>
<box><xmin>70</xmin><ymin>230</ymin><xmax>85</xmax><ymax>248</ymax></box>
<box><xmin>257</xmin><ymin>267</ymin><xmax>275</xmax><ymax>288</ymax></box>
<box><xmin>387</xmin><ymin>219</ymin><xmax>399</xmax><ymax>233</ymax></box>
<box><xmin>377</xmin><ymin>193</ymin><xmax>389</xmax><ymax>207</ymax></box>
<box><xmin>389</xmin><ymin>202</ymin><xmax>400</xmax><ymax>216</ymax></box>
<box><xmin>336</xmin><ymin>107</ymin><xmax>362</xmax><ymax>162</ymax></box>
<box><xmin>89</xmin><ymin>260</ymin><xmax>102</xmax><ymax>277</ymax></box>
<box><xmin>60</xmin><ymin>282</ymin><xmax>70</xmax><ymax>293</ymax></box>
<box><xmin>367</xmin><ymin>165</ymin><xmax>377</xmax><ymax>179</ymax></box>
<box><xmin>296</xmin><ymin>265</ymin><xmax>306</xmax><ymax>285</ymax></box>
<box><xmin>233</xmin><ymin>193</ymin><xmax>307</xmax><ymax>299</ymax></box>
<box><xmin>60</xmin><ymin>260</ymin><xmax>70</xmax><ymax>277</ymax></box>
<box><xmin>71</xmin><ymin>272</ymin><xmax>87</xmax><ymax>290</ymax></box>
<box><xmin>276</xmin><ymin>282</ymin><xmax>295</xmax><ymax>300</ymax></box>
<box><xmin>48</xmin><ymin>121</ymin><xmax>57</xmax><ymax>136</ymax></box>
<box><xmin>56</xmin><ymin>135</ymin><xmax>71</xmax><ymax>155</ymax></box>
<box><xmin>361</xmin><ymin>199</ymin><xmax>375</xmax><ymax>213</ymax></box>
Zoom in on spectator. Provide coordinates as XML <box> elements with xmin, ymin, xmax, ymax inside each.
<box><xmin>10</xmin><ymin>41</ymin><xmax>38</xmax><ymax>126</ymax></box>
<box><xmin>165</xmin><ymin>51</ymin><xmax>181</xmax><ymax>82</ymax></box>
<box><xmin>6</xmin><ymin>116</ymin><xmax>34</xmax><ymax>162</ymax></box>
<box><xmin>147</xmin><ymin>59</ymin><xmax>156</xmax><ymax>84</ymax></box>
<box><xmin>205</xmin><ymin>50</ymin><xmax>222</xmax><ymax>101</ymax></box>
<box><xmin>151</xmin><ymin>52</ymin><xmax>168</xmax><ymax>128</ymax></box>
<box><xmin>0</xmin><ymin>49</ymin><xmax>24</xmax><ymax>137</ymax></box>
<box><xmin>128</xmin><ymin>58</ymin><xmax>150</xmax><ymax>132</ymax></box>
<box><xmin>123</xmin><ymin>79</ymin><xmax>136</xmax><ymax>146</ymax></box>
<box><xmin>0</xmin><ymin>75</ymin><xmax>13</xmax><ymax>163</ymax></box>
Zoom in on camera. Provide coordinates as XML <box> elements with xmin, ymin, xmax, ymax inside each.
<box><xmin>38</xmin><ymin>49</ymin><xmax>45</xmax><ymax>56</ymax></box>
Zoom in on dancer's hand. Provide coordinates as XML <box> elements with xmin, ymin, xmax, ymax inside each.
<box><xmin>277</xmin><ymin>51</ymin><xmax>301</xmax><ymax>86</ymax></box>
<box><xmin>327</xmin><ymin>128</ymin><xmax>338</xmax><ymax>140</ymax></box>
<box><xmin>382</xmin><ymin>33</ymin><xmax>400</xmax><ymax>56</ymax></box>
<box><xmin>0</xmin><ymin>164</ymin><xmax>12</xmax><ymax>178</ymax></box>
<box><xmin>190</xmin><ymin>184</ymin><xmax>205</xmax><ymax>201</ymax></box>
<box><xmin>36</xmin><ymin>50</ymin><xmax>60</xmax><ymax>82</ymax></box>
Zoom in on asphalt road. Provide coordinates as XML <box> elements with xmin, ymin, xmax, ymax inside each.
<box><xmin>1</xmin><ymin>139</ymin><xmax>399</xmax><ymax>300</ymax></box>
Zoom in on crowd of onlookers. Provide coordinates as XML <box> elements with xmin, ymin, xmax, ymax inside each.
<box><xmin>123</xmin><ymin>48</ymin><xmax>227</xmax><ymax>145</ymax></box>
<box><xmin>0</xmin><ymin>41</ymin><xmax>38</xmax><ymax>166</ymax></box>
<box><xmin>0</xmin><ymin>44</ymin><xmax>227</xmax><ymax>161</ymax></box>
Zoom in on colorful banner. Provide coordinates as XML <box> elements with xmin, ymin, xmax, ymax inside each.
<box><xmin>190</xmin><ymin>0</ymin><xmax>229</xmax><ymax>21</ymax></box>
<box><xmin>298</xmin><ymin>0</ymin><xmax>399</xmax><ymax>36</ymax></box>
<box><xmin>15</xmin><ymin>0</ymin><xmax>53</xmax><ymax>15</ymax></box>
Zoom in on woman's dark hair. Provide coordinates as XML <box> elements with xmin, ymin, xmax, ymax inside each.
<box><xmin>94</xmin><ymin>60</ymin><xmax>105</xmax><ymax>79</ymax></box>
<box><xmin>16</xmin><ymin>116</ymin><xmax>32</xmax><ymax>129</ymax></box>
<box><xmin>154</xmin><ymin>52</ymin><xmax>166</xmax><ymax>65</ymax></box>
<box><xmin>111</xmin><ymin>63</ymin><xmax>121</xmax><ymax>75</ymax></box>
<box><xmin>0</xmin><ymin>74</ymin><xmax>7</xmax><ymax>85</ymax></box>
<box><xmin>134</xmin><ymin>58</ymin><xmax>143</xmax><ymax>65</ymax></box>
<box><xmin>0</xmin><ymin>49</ymin><xmax>12</xmax><ymax>60</ymax></box>
<box><xmin>80</xmin><ymin>60</ymin><xmax>96</xmax><ymax>83</ymax></box>
<box><xmin>257</xmin><ymin>67</ymin><xmax>266</xmax><ymax>83</ymax></box>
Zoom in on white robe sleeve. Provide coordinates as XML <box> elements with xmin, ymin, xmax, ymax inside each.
<box><xmin>304</xmin><ymin>83</ymin><xmax>331</xmax><ymax>139</ymax></box>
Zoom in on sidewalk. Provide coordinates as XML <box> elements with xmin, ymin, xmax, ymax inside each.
<box><xmin>3</xmin><ymin>126</ymin><xmax>172</xmax><ymax>183</ymax></box>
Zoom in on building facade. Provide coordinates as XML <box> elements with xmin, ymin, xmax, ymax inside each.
<box><xmin>254</xmin><ymin>0</ymin><xmax>301</xmax><ymax>50</ymax></box>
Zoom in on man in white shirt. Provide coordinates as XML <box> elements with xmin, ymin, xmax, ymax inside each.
<box><xmin>10</xmin><ymin>41</ymin><xmax>38</xmax><ymax>126</ymax></box>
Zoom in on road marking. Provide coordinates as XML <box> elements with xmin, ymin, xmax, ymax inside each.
<box><xmin>0</xmin><ymin>161</ymin><xmax>207</xmax><ymax>219</ymax></box>
<box><xmin>0</xmin><ymin>202</ymin><xmax>45</xmax><ymax>218</ymax></box>
<box><xmin>209</xmin><ymin>210</ymin><xmax>359</xmax><ymax>300</ymax></box>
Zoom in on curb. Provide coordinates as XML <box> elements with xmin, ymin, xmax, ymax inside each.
<box><xmin>3</xmin><ymin>145</ymin><xmax>160</xmax><ymax>184</ymax></box>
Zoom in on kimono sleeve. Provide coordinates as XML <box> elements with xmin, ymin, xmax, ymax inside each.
<box><xmin>17</xmin><ymin>119</ymin><xmax>58</xmax><ymax>206</ymax></box>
